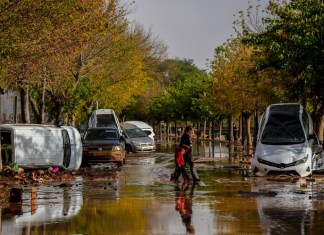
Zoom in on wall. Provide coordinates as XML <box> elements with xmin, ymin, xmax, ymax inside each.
<box><xmin>0</xmin><ymin>91</ymin><xmax>22</xmax><ymax>124</ymax></box>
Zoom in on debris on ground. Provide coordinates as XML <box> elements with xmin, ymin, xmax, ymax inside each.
<box><xmin>90</xmin><ymin>162</ymin><xmax>117</xmax><ymax>170</ymax></box>
<box><xmin>0</xmin><ymin>164</ymin><xmax>122</xmax><ymax>204</ymax></box>
<box><xmin>0</xmin><ymin>166</ymin><xmax>75</xmax><ymax>185</ymax></box>
<box><xmin>266</xmin><ymin>175</ymin><xmax>300</xmax><ymax>182</ymax></box>
<box><xmin>237</xmin><ymin>190</ymin><xmax>277</xmax><ymax>197</ymax></box>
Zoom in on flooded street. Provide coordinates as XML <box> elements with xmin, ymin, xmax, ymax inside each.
<box><xmin>1</xmin><ymin>142</ymin><xmax>324</xmax><ymax>235</ymax></box>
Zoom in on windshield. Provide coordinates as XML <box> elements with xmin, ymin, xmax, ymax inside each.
<box><xmin>261</xmin><ymin>114</ymin><xmax>305</xmax><ymax>145</ymax></box>
<box><xmin>124</xmin><ymin>128</ymin><xmax>148</xmax><ymax>138</ymax></box>
<box><xmin>96</xmin><ymin>114</ymin><xmax>117</xmax><ymax>128</ymax></box>
<box><xmin>84</xmin><ymin>129</ymin><xmax>118</xmax><ymax>140</ymax></box>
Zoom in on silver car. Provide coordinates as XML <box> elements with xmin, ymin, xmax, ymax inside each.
<box><xmin>121</xmin><ymin>123</ymin><xmax>156</xmax><ymax>153</ymax></box>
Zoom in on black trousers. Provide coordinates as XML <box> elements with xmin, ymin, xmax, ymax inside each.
<box><xmin>174</xmin><ymin>163</ymin><xmax>189</xmax><ymax>181</ymax></box>
<box><xmin>183</xmin><ymin>152</ymin><xmax>200</xmax><ymax>180</ymax></box>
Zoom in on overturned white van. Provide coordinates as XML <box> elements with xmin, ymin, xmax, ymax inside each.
<box><xmin>0</xmin><ymin>124</ymin><xmax>82</xmax><ymax>170</ymax></box>
<box><xmin>251</xmin><ymin>103</ymin><xmax>324</xmax><ymax>177</ymax></box>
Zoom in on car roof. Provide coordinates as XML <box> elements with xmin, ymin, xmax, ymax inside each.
<box><xmin>123</xmin><ymin>121</ymin><xmax>153</xmax><ymax>129</ymax></box>
<box><xmin>120</xmin><ymin>123</ymin><xmax>138</xmax><ymax>130</ymax></box>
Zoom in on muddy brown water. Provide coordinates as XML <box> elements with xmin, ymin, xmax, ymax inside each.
<box><xmin>1</xmin><ymin>142</ymin><xmax>324</xmax><ymax>235</ymax></box>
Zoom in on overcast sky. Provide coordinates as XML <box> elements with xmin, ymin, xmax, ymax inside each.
<box><xmin>127</xmin><ymin>0</ymin><xmax>268</xmax><ymax>70</ymax></box>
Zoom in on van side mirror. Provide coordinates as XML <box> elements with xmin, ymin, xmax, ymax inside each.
<box><xmin>77</xmin><ymin>124</ymin><xmax>86</xmax><ymax>132</ymax></box>
<box><xmin>57</xmin><ymin>120</ymin><xmax>64</xmax><ymax>127</ymax></box>
<box><xmin>122</xmin><ymin>131</ymin><xmax>127</xmax><ymax>138</ymax></box>
<box><xmin>308</xmin><ymin>134</ymin><xmax>315</xmax><ymax>140</ymax></box>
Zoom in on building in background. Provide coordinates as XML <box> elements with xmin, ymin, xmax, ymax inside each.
<box><xmin>0</xmin><ymin>89</ymin><xmax>22</xmax><ymax>124</ymax></box>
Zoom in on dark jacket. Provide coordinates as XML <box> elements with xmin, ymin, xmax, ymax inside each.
<box><xmin>180</xmin><ymin>132</ymin><xmax>192</xmax><ymax>154</ymax></box>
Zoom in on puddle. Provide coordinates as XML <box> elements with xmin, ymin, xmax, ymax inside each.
<box><xmin>1</xmin><ymin>149</ymin><xmax>324</xmax><ymax>234</ymax></box>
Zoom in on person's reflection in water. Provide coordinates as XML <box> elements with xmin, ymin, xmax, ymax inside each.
<box><xmin>175</xmin><ymin>183</ymin><xmax>196</xmax><ymax>234</ymax></box>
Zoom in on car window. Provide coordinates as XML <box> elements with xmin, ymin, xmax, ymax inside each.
<box><xmin>143</xmin><ymin>130</ymin><xmax>152</xmax><ymax>136</ymax></box>
<box><xmin>124</xmin><ymin>128</ymin><xmax>148</xmax><ymax>138</ymax></box>
<box><xmin>261</xmin><ymin>114</ymin><xmax>305</xmax><ymax>145</ymax></box>
<box><xmin>84</xmin><ymin>129</ymin><xmax>118</xmax><ymax>140</ymax></box>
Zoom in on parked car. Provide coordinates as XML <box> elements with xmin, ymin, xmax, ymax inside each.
<box><xmin>251</xmin><ymin>103</ymin><xmax>324</xmax><ymax>177</ymax></box>
<box><xmin>121</xmin><ymin>123</ymin><xmax>156</xmax><ymax>153</ymax></box>
<box><xmin>123</xmin><ymin>120</ymin><xmax>155</xmax><ymax>140</ymax></box>
<box><xmin>82</xmin><ymin>127</ymin><xmax>126</xmax><ymax>166</ymax></box>
<box><xmin>0</xmin><ymin>124</ymin><xmax>82</xmax><ymax>170</ymax></box>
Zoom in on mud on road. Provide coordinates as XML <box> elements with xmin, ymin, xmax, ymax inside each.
<box><xmin>1</xmin><ymin>151</ymin><xmax>324</xmax><ymax>204</ymax></box>
<box><xmin>0</xmin><ymin>152</ymin><xmax>168</xmax><ymax>204</ymax></box>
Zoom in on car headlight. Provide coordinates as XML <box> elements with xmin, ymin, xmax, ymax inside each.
<box><xmin>112</xmin><ymin>146</ymin><xmax>122</xmax><ymax>151</ymax></box>
<box><xmin>296</xmin><ymin>155</ymin><xmax>308</xmax><ymax>165</ymax></box>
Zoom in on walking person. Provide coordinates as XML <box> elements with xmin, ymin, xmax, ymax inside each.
<box><xmin>180</xmin><ymin>126</ymin><xmax>201</xmax><ymax>182</ymax></box>
<box><xmin>172</xmin><ymin>146</ymin><xmax>190</xmax><ymax>189</ymax></box>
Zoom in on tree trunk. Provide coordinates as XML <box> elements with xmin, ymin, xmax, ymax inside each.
<box><xmin>219</xmin><ymin>120</ymin><xmax>223</xmax><ymax>141</ymax></box>
<box><xmin>56</xmin><ymin>105</ymin><xmax>64</xmax><ymax>124</ymax></box>
<box><xmin>20</xmin><ymin>87</ymin><xmax>30</xmax><ymax>123</ymax></box>
<box><xmin>29</xmin><ymin>80</ymin><xmax>46</xmax><ymax>124</ymax></box>
<box><xmin>208</xmin><ymin>121</ymin><xmax>212</xmax><ymax>140</ymax></box>
<box><xmin>314</xmin><ymin>114</ymin><xmax>324</xmax><ymax>141</ymax></box>
<box><xmin>0</xmin><ymin>135</ymin><xmax>2</xmax><ymax>171</ymax></box>
<box><xmin>166</xmin><ymin>122</ymin><xmax>170</xmax><ymax>138</ymax></box>
<box><xmin>14</xmin><ymin>96</ymin><xmax>18</xmax><ymax>123</ymax></box>
<box><xmin>239</xmin><ymin>114</ymin><xmax>243</xmax><ymax>141</ymax></box>
<box><xmin>70</xmin><ymin>114</ymin><xmax>76</xmax><ymax>127</ymax></box>
<box><xmin>241</xmin><ymin>113</ymin><xmax>245</xmax><ymax>145</ymax></box>
<box><xmin>253</xmin><ymin>107</ymin><xmax>259</xmax><ymax>147</ymax></box>
<box><xmin>228</xmin><ymin>114</ymin><xmax>234</xmax><ymax>143</ymax></box>
<box><xmin>39</xmin><ymin>79</ymin><xmax>46</xmax><ymax>124</ymax></box>
<box><xmin>197</xmin><ymin>122</ymin><xmax>200</xmax><ymax>140</ymax></box>
<box><xmin>245</xmin><ymin>113</ymin><xmax>252</xmax><ymax>146</ymax></box>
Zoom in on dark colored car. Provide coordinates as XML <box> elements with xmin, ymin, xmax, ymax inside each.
<box><xmin>82</xmin><ymin>127</ymin><xmax>126</xmax><ymax>166</ymax></box>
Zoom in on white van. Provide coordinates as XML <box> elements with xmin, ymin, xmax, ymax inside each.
<box><xmin>251</xmin><ymin>103</ymin><xmax>324</xmax><ymax>177</ymax></box>
<box><xmin>123</xmin><ymin>121</ymin><xmax>155</xmax><ymax>140</ymax></box>
<box><xmin>0</xmin><ymin>124</ymin><xmax>82</xmax><ymax>170</ymax></box>
<box><xmin>88</xmin><ymin>109</ymin><xmax>122</xmax><ymax>134</ymax></box>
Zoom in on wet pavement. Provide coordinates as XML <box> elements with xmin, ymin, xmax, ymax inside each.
<box><xmin>1</xmin><ymin>143</ymin><xmax>324</xmax><ymax>235</ymax></box>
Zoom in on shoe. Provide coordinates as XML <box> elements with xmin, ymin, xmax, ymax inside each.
<box><xmin>170</xmin><ymin>173</ymin><xmax>175</xmax><ymax>181</ymax></box>
<box><xmin>193</xmin><ymin>178</ymin><xmax>201</xmax><ymax>182</ymax></box>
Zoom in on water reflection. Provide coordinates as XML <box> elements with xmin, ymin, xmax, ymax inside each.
<box><xmin>251</xmin><ymin>177</ymin><xmax>315</xmax><ymax>235</ymax></box>
<box><xmin>156</xmin><ymin>138</ymin><xmax>229</xmax><ymax>159</ymax></box>
<box><xmin>1</xmin><ymin>185</ymin><xmax>83</xmax><ymax>234</ymax></box>
<box><xmin>174</xmin><ymin>183</ymin><xmax>196</xmax><ymax>234</ymax></box>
